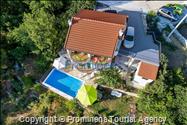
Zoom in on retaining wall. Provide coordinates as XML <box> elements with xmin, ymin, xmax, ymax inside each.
<box><xmin>168</xmin><ymin>23</ymin><xmax>187</xmax><ymax>48</ymax></box>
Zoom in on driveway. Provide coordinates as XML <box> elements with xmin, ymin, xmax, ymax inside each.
<box><xmin>118</xmin><ymin>10</ymin><xmax>160</xmax><ymax>65</ymax></box>
<box><xmin>97</xmin><ymin>1</ymin><xmax>161</xmax><ymax>65</ymax></box>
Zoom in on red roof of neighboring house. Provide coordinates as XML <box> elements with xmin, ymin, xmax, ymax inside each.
<box><xmin>64</xmin><ymin>9</ymin><xmax>128</xmax><ymax>57</ymax></box>
<box><xmin>138</xmin><ymin>62</ymin><xmax>159</xmax><ymax>80</ymax></box>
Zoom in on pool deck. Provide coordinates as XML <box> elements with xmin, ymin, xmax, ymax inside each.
<box><xmin>64</xmin><ymin>68</ymin><xmax>97</xmax><ymax>86</ymax></box>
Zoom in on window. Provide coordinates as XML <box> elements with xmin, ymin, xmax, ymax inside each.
<box><xmin>125</xmin><ymin>35</ymin><xmax>134</xmax><ymax>41</ymax></box>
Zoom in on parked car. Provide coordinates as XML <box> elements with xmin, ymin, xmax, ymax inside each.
<box><xmin>123</xmin><ymin>26</ymin><xmax>135</xmax><ymax>49</ymax></box>
<box><xmin>158</xmin><ymin>6</ymin><xmax>179</xmax><ymax>21</ymax></box>
<box><xmin>104</xmin><ymin>9</ymin><xmax>117</xmax><ymax>14</ymax></box>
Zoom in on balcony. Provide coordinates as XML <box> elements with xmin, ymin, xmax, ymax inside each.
<box><xmin>91</xmin><ymin>56</ymin><xmax>112</xmax><ymax>64</ymax></box>
<box><xmin>70</xmin><ymin>51</ymin><xmax>90</xmax><ymax>63</ymax></box>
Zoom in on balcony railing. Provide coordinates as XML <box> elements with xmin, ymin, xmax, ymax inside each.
<box><xmin>76</xmin><ymin>62</ymin><xmax>111</xmax><ymax>72</ymax></box>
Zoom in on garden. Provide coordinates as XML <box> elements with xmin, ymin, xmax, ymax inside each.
<box><xmin>83</xmin><ymin>84</ymin><xmax>137</xmax><ymax>124</ymax></box>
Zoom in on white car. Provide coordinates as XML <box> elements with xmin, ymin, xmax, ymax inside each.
<box><xmin>123</xmin><ymin>26</ymin><xmax>135</xmax><ymax>48</ymax></box>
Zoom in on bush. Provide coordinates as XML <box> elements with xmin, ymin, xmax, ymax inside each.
<box><xmin>146</xmin><ymin>11</ymin><xmax>159</xmax><ymax>31</ymax></box>
<box><xmin>33</xmin><ymin>84</ymin><xmax>43</xmax><ymax>93</ymax></box>
<box><xmin>11</xmin><ymin>76</ymin><xmax>23</xmax><ymax>96</ymax></box>
<box><xmin>34</xmin><ymin>55</ymin><xmax>51</xmax><ymax>73</ymax></box>
<box><xmin>96</xmin><ymin>68</ymin><xmax>123</xmax><ymax>88</ymax></box>
<box><xmin>9</xmin><ymin>46</ymin><xmax>29</xmax><ymax>62</ymax></box>
<box><xmin>21</xmin><ymin>76</ymin><xmax>34</xmax><ymax>91</ymax></box>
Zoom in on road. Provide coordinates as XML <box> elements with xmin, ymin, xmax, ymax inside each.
<box><xmin>97</xmin><ymin>1</ymin><xmax>186</xmax><ymax>13</ymax></box>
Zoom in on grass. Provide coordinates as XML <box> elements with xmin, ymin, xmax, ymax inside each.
<box><xmin>90</xmin><ymin>96</ymin><xmax>134</xmax><ymax>116</ymax></box>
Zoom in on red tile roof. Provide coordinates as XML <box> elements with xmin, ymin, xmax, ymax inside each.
<box><xmin>64</xmin><ymin>9</ymin><xmax>128</xmax><ymax>57</ymax></box>
<box><xmin>138</xmin><ymin>62</ymin><xmax>159</xmax><ymax>80</ymax></box>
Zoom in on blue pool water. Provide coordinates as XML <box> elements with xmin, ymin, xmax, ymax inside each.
<box><xmin>44</xmin><ymin>68</ymin><xmax>83</xmax><ymax>97</ymax></box>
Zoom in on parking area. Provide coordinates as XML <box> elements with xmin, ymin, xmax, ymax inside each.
<box><xmin>119</xmin><ymin>10</ymin><xmax>158</xmax><ymax>51</ymax></box>
<box><xmin>118</xmin><ymin>10</ymin><xmax>159</xmax><ymax>65</ymax></box>
<box><xmin>96</xmin><ymin>1</ymin><xmax>187</xmax><ymax>65</ymax></box>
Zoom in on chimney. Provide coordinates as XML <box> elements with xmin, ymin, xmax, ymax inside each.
<box><xmin>118</xmin><ymin>29</ymin><xmax>124</xmax><ymax>39</ymax></box>
<box><xmin>68</xmin><ymin>19</ymin><xmax>72</xmax><ymax>26</ymax></box>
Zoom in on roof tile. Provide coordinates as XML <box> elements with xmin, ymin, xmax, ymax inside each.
<box><xmin>64</xmin><ymin>9</ymin><xmax>128</xmax><ymax>57</ymax></box>
<box><xmin>138</xmin><ymin>62</ymin><xmax>159</xmax><ymax>80</ymax></box>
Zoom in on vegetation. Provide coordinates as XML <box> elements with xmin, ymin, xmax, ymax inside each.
<box><xmin>146</xmin><ymin>10</ymin><xmax>178</xmax><ymax>51</ymax></box>
<box><xmin>90</xmin><ymin>96</ymin><xmax>134</xmax><ymax>117</ymax></box>
<box><xmin>146</xmin><ymin>11</ymin><xmax>159</xmax><ymax>32</ymax></box>
<box><xmin>1</xmin><ymin>1</ymin><xmax>95</xmax><ymax>124</ymax></box>
<box><xmin>96</xmin><ymin>68</ymin><xmax>124</xmax><ymax>88</ymax></box>
<box><xmin>1</xmin><ymin>1</ymin><xmax>187</xmax><ymax>125</ymax></box>
<box><xmin>166</xmin><ymin>3</ymin><xmax>185</xmax><ymax>15</ymax></box>
<box><xmin>137</xmin><ymin>54</ymin><xmax>187</xmax><ymax>125</ymax></box>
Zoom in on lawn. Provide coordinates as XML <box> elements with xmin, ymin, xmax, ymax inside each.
<box><xmin>89</xmin><ymin>96</ymin><xmax>135</xmax><ymax>117</ymax></box>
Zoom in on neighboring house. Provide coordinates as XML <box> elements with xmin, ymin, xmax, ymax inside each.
<box><xmin>132</xmin><ymin>61</ymin><xmax>159</xmax><ymax>88</ymax></box>
<box><xmin>54</xmin><ymin>9</ymin><xmax>159</xmax><ymax>88</ymax></box>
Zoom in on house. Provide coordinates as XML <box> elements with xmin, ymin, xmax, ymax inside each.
<box><xmin>58</xmin><ymin>9</ymin><xmax>159</xmax><ymax>88</ymax></box>
<box><xmin>64</xmin><ymin>9</ymin><xmax>128</xmax><ymax>70</ymax></box>
<box><xmin>132</xmin><ymin>61</ymin><xmax>159</xmax><ymax>88</ymax></box>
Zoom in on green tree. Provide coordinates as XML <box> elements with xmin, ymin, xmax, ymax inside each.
<box><xmin>9</xmin><ymin>1</ymin><xmax>95</xmax><ymax>61</ymax></box>
<box><xmin>1</xmin><ymin>0</ymin><xmax>96</xmax><ymax>124</ymax></box>
<box><xmin>137</xmin><ymin>54</ymin><xmax>187</xmax><ymax>125</ymax></box>
<box><xmin>96</xmin><ymin>68</ymin><xmax>123</xmax><ymax>88</ymax></box>
<box><xmin>65</xmin><ymin>0</ymin><xmax>96</xmax><ymax>18</ymax></box>
<box><xmin>23</xmin><ymin>7</ymin><xmax>63</xmax><ymax>60</ymax></box>
<box><xmin>0</xmin><ymin>0</ymin><xmax>30</xmax><ymax>32</ymax></box>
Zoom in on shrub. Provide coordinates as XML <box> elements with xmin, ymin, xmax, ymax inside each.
<box><xmin>96</xmin><ymin>68</ymin><xmax>123</xmax><ymax>88</ymax></box>
<box><xmin>21</xmin><ymin>76</ymin><xmax>34</xmax><ymax>91</ymax></box>
<box><xmin>34</xmin><ymin>55</ymin><xmax>51</xmax><ymax>73</ymax></box>
<box><xmin>146</xmin><ymin>11</ymin><xmax>159</xmax><ymax>31</ymax></box>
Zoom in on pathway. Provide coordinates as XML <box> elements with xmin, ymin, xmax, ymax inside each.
<box><xmin>99</xmin><ymin>85</ymin><xmax>139</xmax><ymax>98</ymax></box>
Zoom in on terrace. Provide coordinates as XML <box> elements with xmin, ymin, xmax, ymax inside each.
<box><xmin>68</xmin><ymin>50</ymin><xmax>112</xmax><ymax>72</ymax></box>
<box><xmin>70</xmin><ymin>51</ymin><xmax>90</xmax><ymax>63</ymax></box>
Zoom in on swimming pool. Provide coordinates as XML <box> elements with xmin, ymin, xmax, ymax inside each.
<box><xmin>42</xmin><ymin>68</ymin><xmax>83</xmax><ymax>100</ymax></box>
